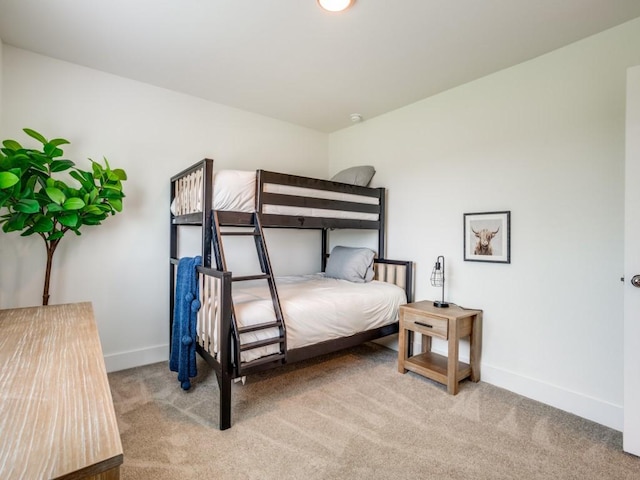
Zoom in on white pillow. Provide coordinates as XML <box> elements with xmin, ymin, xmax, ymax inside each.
<box><xmin>330</xmin><ymin>165</ymin><xmax>376</xmax><ymax>187</ymax></box>
<box><xmin>212</xmin><ymin>170</ymin><xmax>256</xmax><ymax>212</ymax></box>
<box><xmin>325</xmin><ymin>246</ymin><xmax>375</xmax><ymax>283</ymax></box>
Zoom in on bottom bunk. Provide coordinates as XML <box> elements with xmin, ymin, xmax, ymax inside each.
<box><xmin>177</xmin><ymin>258</ymin><xmax>412</xmax><ymax>430</ymax></box>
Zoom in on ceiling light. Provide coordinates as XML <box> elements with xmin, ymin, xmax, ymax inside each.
<box><xmin>317</xmin><ymin>0</ymin><xmax>354</xmax><ymax>13</ymax></box>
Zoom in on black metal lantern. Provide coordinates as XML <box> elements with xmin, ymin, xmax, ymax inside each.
<box><xmin>430</xmin><ymin>255</ymin><xmax>449</xmax><ymax>308</ymax></box>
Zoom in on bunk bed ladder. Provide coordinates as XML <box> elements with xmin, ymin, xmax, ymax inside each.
<box><xmin>211</xmin><ymin>211</ymin><xmax>287</xmax><ymax>375</ymax></box>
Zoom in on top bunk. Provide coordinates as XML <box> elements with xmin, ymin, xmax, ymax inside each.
<box><xmin>170</xmin><ymin>158</ymin><xmax>385</xmax><ymax>231</ymax></box>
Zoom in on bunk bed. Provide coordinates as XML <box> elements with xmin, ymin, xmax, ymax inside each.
<box><xmin>170</xmin><ymin>158</ymin><xmax>413</xmax><ymax>430</ymax></box>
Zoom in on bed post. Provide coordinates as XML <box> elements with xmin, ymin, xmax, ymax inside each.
<box><xmin>201</xmin><ymin>159</ymin><xmax>214</xmax><ymax>268</ymax></box>
<box><xmin>217</xmin><ymin>268</ymin><xmax>234</xmax><ymax>430</ymax></box>
<box><xmin>218</xmin><ymin>371</ymin><xmax>232</xmax><ymax>430</ymax></box>
<box><xmin>378</xmin><ymin>188</ymin><xmax>386</xmax><ymax>257</ymax></box>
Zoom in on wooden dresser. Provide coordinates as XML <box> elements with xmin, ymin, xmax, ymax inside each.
<box><xmin>0</xmin><ymin>302</ymin><xmax>123</xmax><ymax>479</ymax></box>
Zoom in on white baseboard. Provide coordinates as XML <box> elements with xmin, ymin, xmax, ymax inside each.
<box><xmin>104</xmin><ymin>344</ymin><xmax>169</xmax><ymax>373</ymax></box>
<box><xmin>481</xmin><ymin>362</ymin><xmax>623</xmax><ymax>431</ymax></box>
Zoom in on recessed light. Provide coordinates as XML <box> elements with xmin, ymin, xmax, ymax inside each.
<box><xmin>317</xmin><ymin>0</ymin><xmax>354</xmax><ymax>13</ymax></box>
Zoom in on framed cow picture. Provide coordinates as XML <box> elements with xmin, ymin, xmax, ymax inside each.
<box><xmin>464</xmin><ymin>211</ymin><xmax>511</xmax><ymax>264</ymax></box>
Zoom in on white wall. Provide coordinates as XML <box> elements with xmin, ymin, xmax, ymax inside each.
<box><xmin>329</xmin><ymin>18</ymin><xmax>640</xmax><ymax>430</ymax></box>
<box><xmin>0</xmin><ymin>46</ymin><xmax>328</xmax><ymax>371</ymax></box>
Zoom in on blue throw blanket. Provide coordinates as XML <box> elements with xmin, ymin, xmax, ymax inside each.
<box><xmin>170</xmin><ymin>256</ymin><xmax>202</xmax><ymax>390</ymax></box>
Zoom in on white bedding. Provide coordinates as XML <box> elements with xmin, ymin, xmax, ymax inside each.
<box><xmin>172</xmin><ymin>169</ymin><xmax>380</xmax><ymax>221</ymax></box>
<box><xmin>231</xmin><ymin>274</ymin><xmax>407</xmax><ymax>364</ymax></box>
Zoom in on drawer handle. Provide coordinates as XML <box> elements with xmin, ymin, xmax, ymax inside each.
<box><xmin>415</xmin><ymin>321</ymin><xmax>433</xmax><ymax>329</ymax></box>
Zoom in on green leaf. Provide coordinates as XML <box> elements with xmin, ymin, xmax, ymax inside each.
<box><xmin>14</xmin><ymin>198</ymin><xmax>40</xmax><ymax>214</ymax></box>
<box><xmin>112</xmin><ymin>168</ymin><xmax>127</xmax><ymax>180</ymax></box>
<box><xmin>109</xmin><ymin>198</ymin><xmax>123</xmax><ymax>212</ymax></box>
<box><xmin>69</xmin><ymin>170</ymin><xmax>95</xmax><ymax>191</ymax></box>
<box><xmin>2</xmin><ymin>140</ymin><xmax>22</xmax><ymax>151</ymax></box>
<box><xmin>82</xmin><ymin>217</ymin><xmax>103</xmax><ymax>225</ymax></box>
<box><xmin>33</xmin><ymin>216</ymin><xmax>54</xmax><ymax>233</ymax></box>
<box><xmin>99</xmin><ymin>188</ymin><xmax>124</xmax><ymax>199</ymax></box>
<box><xmin>50</xmin><ymin>159</ymin><xmax>75</xmax><ymax>172</ymax></box>
<box><xmin>49</xmin><ymin>138</ymin><xmax>70</xmax><ymax>147</ymax></box>
<box><xmin>58</xmin><ymin>212</ymin><xmax>79</xmax><ymax>227</ymax></box>
<box><xmin>26</xmin><ymin>153</ymin><xmax>48</xmax><ymax>170</ymax></box>
<box><xmin>91</xmin><ymin>162</ymin><xmax>104</xmax><ymax>179</ymax></box>
<box><xmin>44</xmin><ymin>143</ymin><xmax>64</xmax><ymax>158</ymax></box>
<box><xmin>0</xmin><ymin>171</ymin><xmax>20</xmax><ymax>189</ymax></box>
<box><xmin>0</xmin><ymin>191</ymin><xmax>11</xmax><ymax>208</ymax></box>
<box><xmin>46</xmin><ymin>202</ymin><xmax>63</xmax><ymax>212</ymax></box>
<box><xmin>5</xmin><ymin>212</ymin><xmax>28</xmax><ymax>232</ymax></box>
<box><xmin>107</xmin><ymin>171</ymin><xmax>121</xmax><ymax>182</ymax></box>
<box><xmin>62</xmin><ymin>197</ymin><xmax>85</xmax><ymax>210</ymax></box>
<box><xmin>23</xmin><ymin>128</ymin><xmax>48</xmax><ymax>145</ymax></box>
<box><xmin>45</xmin><ymin>187</ymin><xmax>66</xmax><ymax>205</ymax></box>
<box><xmin>82</xmin><ymin>205</ymin><xmax>104</xmax><ymax>215</ymax></box>
<box><xmin>48</xmin><ymin>230</ymin><xmax>65</xmax><ymax>241</ymax></box>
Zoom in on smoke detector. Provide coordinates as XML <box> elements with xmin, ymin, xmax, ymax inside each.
<box><xmin>350</xmin><ymin>113</ymin><xmax>363</xmax><ymax>123</ymax></box>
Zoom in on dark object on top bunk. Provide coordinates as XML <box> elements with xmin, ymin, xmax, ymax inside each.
<box><xmin>169</xmin><ymin>158</ymin><xmax>412</xmax><ymax>430</ymax></box>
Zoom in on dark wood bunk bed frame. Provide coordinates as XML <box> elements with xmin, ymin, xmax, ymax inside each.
<box><xmin>170</xmin><ymin>158</ymin><xmax>413</xmax><ymax>429</ymax></box>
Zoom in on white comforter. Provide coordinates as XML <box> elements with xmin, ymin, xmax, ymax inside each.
<box><xmin>233</xmin><ymin>274</ymin><xmax>407</xmax><ymax>363</ymax></box>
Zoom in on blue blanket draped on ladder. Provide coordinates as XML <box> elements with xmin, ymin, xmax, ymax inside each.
<box><xmin>170</xmin><ymin>256</ymin><xmax>202</xmax><ymax>390</ymax></box>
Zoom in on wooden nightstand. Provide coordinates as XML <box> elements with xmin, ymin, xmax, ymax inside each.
<box><xmin>398</xmin><ymin>301</ymin><xmax>482</xmax><ymax>394</ymax></box>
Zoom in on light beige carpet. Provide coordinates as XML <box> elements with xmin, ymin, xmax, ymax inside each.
<box><xmin>108</xmin><ymin>343</ymin><xmax>639</xmax><ymax>479</ymax></box>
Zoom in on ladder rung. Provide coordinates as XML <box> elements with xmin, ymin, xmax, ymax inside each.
<box><xmin>240</xmin><ymin>352</ymin><xmax>286</xmax><ymax>370</ymax></box>
<box><xmin>238</xmin><ymin>321</ymin><xmax>282</xmax><ymax>334</ymax></box>
<box><xmin>233</xmin><ymin>274</ymin><xmax>270</xmax><ymax>282</ymax></box>
<box><xmin>220</xmin><ymin>231</ymin><xmax>259</xmax><ymax>236</ymax></box>
<box><xmin>240</xmin><ymin>337</ymin><xmax>284</xmax><ymax>351</ymax></box>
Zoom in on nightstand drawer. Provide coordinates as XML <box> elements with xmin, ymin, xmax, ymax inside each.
<box><xmin>402</xmin><ymin>311</ymin><xmax>448</xmax><ymax>339</ymax></box>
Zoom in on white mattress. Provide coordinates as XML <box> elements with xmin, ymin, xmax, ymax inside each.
<box><xmin>232</xmin><ymin>274</ymin><xmax>407</xmax><ymax>364</ymax></box>
<box><xmin>173</xmin><ymin>170</ymin><xmax>379</xmax><ymax>221</ymax></box>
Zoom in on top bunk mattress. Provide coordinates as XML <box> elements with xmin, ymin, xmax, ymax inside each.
<box><xmin>172</xmin><ymin>169</ymin><xmax>380</xmax><ymax>222</ymax></box>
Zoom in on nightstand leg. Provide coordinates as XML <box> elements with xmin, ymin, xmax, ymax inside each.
<box><xmin>448</xmin><ymin>318</ymin><xmax>459</xmax><ymax>395</ymax></box>
<box><xmin>470</xmin><ymin>312</ymin><xmax>483</xmax><ymax>382</ymax></box>
<box><xmin>421</xmin><ymin>334</ymin><xmax>432</xmax><ymax>353</ymax></box>
<box><xmin>398</xmin><ymin>322</ymin><xmax>407</xmax><ymax>374</ymax></box>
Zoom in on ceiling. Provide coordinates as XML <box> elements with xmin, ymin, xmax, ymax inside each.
<box><xmin>1</xmin><ymin>1</ymin><xmax>640</xmax><ymax>133</ymax></box>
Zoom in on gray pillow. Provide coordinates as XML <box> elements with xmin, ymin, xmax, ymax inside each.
<box><xmin>325</xmin><ymin>246</ymin><xmax>375</xmax><ymax>283</ymax></box>
<box><xmin>330</xmin><ymin>165</ymin><xmax>376</xmax><ymax>187</ymax></box>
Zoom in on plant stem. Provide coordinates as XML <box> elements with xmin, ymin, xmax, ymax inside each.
<box><xmin>41</xmin><ymin>236</ymin><xmax>61</xmax><ymax>306</ymax></box>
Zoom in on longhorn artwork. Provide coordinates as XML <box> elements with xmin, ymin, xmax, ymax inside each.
<box><xmin>472</xmin><ymin>226</ymin><xmax>500</xmax><ymax>255</ymax></box>
<box><xmin>464</xmin><ymin>211</ymin><xmax>511</xmax><ymax>263</ymax></box>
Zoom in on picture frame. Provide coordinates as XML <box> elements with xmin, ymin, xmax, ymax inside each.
<box><xmin>464</xmin><ymin>211</ymin><xmax>510</xmax><ymax>263</ymax></box>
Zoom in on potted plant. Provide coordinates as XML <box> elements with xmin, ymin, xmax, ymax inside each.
<box><xmin>0</xmin><ymin>128</ymin><xmax>127</xmax><ymax>305</ymax></box>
